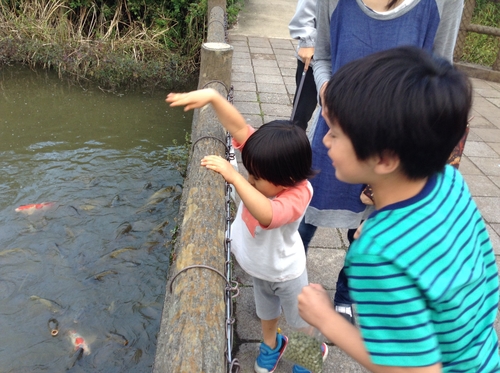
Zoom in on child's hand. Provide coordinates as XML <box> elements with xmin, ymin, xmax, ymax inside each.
<box><xmin>166</xmin><ymin>88</ymin><xmax>217</xmax><ymax>111</ymax></box>
<box><xmin>298</xmin><ymin>284</ymin><xmax>334</xmax><ymax>328</ymax></box>
<box><xmin>201</xmin><ymin>155</ymin><xmax>237</xmax><ymax>183</ymax></box>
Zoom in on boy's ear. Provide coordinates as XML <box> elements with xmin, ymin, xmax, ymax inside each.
<box><xmin>373</xmin><ymin>150</ymin><xmax>400</xmax><ymax>175</ymax></box>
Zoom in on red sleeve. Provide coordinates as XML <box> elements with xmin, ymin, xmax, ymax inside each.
<box><xmin>232</xmin><ymin>125</ymin><xmax>255</xmax><ymax>150</ymax></box>
<box><xmin>264</xmin><ymin>181</ymin><xmax>312</xmax><ymax>229</ymax></box>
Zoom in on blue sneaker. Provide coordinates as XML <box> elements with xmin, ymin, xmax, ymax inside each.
<box><xmin>292</xmin><ymin>342</ymin><xmax>328</xmax><ymax>373</ymax></box>
<box><xmin>254</xmin><ymin>333</ymin><xmax>288</xmax><ymax>373</ymax></box>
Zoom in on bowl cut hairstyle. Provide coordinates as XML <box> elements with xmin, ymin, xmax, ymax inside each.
<box><xmin>241</xmin><ymin>120</ymin><xmax>316</xmax><ymax>187</ymax></box>
<box><xmin>323</xmin><ymin>46</ymin><xmax>472</xmax><ymax>180</ymax></box>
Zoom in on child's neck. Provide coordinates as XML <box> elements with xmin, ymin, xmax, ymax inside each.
<box><xmin>371</xmin><ymin>174</ymin><xmax>428</xmax><ymax>210</ymax></box>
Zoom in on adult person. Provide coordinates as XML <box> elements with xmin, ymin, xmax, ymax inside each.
<box><xmin>300</xmin><ymin>0</ymin><xmax>464</xmax><ymax>323</ymax></box>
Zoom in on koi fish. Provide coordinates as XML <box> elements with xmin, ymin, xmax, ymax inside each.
<box><xmin>15</xmin><ymin>202</ymin><xmax>54</xmax><ymax>214</ymax></box>
<box><xmin>69</xmin><ymin>330</ymin><xmax>91</xmax><ymax>355</ymax></box>
<box><xmin>29</xmin><ymin>295</ymin><xmax>63</xmax><ymax>313</ymax></box>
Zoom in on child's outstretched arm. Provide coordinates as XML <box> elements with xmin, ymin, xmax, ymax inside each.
<box><xmin>166</xmin><ymin>88</ymin><xmax>249</xmax><ymax>144</ymax></box>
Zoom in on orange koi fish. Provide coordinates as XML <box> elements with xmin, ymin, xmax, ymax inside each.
<box><xmin>15</xmin><ymin>202</ymin><xmax>54</xmax><ymax>214</ymax></box>
<box><xmin>69</xmin><ymin>330</ymin><xmax>91</xmax><ymax>355</ymax></box>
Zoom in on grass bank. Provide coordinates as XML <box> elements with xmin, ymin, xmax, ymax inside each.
<box><xmin>0</xmin><ymin>0</ymin><xmax>243</xmax><ymax>91</ymax></box>
<box><xmin>460</xmin><ymin>0</ymin><xmax>500</xmax><ymax>67</ymax></box>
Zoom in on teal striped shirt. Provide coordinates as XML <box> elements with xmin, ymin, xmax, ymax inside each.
<box><xmin>346</xmin><ymin>165</ymin><xmax>500</xmax><ymax>371</ymax></box>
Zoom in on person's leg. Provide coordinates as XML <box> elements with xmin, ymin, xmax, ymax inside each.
<box><xmin>333</xmin><ymin>227</ymin><xmax>357</xmax><ymax>324</ymax></box>
<box><xmin>276</xmin><ymin>268</ymin><xmax>309</xmax><ymax>330</ymax></box>
<box><xmin>261</xmin><ymin>318</ymin><xmax>280</xmax><ymax>348</ymax></box>
<box><xmin>292</xmin><ymin>59</ymin><xmax>318</xmax><ymax>131</ymax></box>
<box><xmin>276</xmin><ymin>270</ymin><xmax>329</xmax><ymax>373</ymax></box>
<box><xmin>253</xmin><ymin>277</ymin><xmax>288</xmax><ymax>373</ymax></box>
<box><xmin>298</xmin><ymin>218</ymin><xmax>317</xmax><ymax>254</ymax></box>
<box><xmin>333</xmin><ymin>267</ymin><xmax>351</xmax><ymax>304</ymax></box>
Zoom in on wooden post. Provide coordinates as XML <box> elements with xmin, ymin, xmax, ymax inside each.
<box><xmin>493</xmin><ymin>43</ymin><xmax>500</xmax><ymax>71</ymax></box>
<box><xmin>153</xmin><ymin>40</ymin><xmax>234</xmax><ymax>373</ymax></box>
<box><xmin>199</xmin><ymin>43</ymin><xmax>233</xmax><ymax>90</ymax></box>
<box><xmin>208</xmin><ymin>0</ymin><xmax>227</xmax><ymax>17</ymax></box>
<box><xmin>207</xmin><ymin>5</ymin><xmax>227</xmax><ymax>43</ymax></box>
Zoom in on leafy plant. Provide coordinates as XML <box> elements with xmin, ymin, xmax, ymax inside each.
<box><xmin>227</xmin><ymin>0</ymin><xmax>245</xmax><ymax>26</ymax></box>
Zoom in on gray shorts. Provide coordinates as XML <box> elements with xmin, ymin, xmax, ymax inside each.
<box><xmin>252</xmin><ymin>269</ymin><xmax>309</xmax><ymax>329</ymax></box>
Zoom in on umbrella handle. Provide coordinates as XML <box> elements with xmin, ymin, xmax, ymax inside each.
<box><xmin>290</xmin><ymin>70</ymin><xmax>307</xmax><ymax>122</ymax></box>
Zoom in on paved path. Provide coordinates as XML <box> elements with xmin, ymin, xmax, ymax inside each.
<box><xmin>228</xmin><ymin>2</ymin><xmax>500</xmax><ymax>372</ymax></box>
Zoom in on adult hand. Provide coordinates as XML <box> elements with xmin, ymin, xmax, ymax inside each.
<box><xmin>298</xmin><ymin>283</ymin><xmax>334</xmax><ymax>329</ymax></box>
<box><xmin>298</xmin><ymin>47</ymin><xmax>314</xmax><ymax>71</ymax></box>
<box><xmin>166</xmin><ymin>88</ymin><xmax>217</xmax><ymax>111</ymax></box>
<box><xmin>201</xmin><ymin>155</ymin><xmax>238</xmax><ymax>183</ymax></box>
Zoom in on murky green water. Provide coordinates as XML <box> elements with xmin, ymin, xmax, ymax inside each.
<box><xmin>0</xmin><ymin>66</ymin><xmax>194</xmax><ymax>372</ymax></box>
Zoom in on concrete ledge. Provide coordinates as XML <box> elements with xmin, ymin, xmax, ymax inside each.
<box><xmin>455</xmin><ymin>62</ymin><xmax>500</xmax><ymax>83</ymax></box>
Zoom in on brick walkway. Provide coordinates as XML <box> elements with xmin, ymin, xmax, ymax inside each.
<box><xmin>228</xmin><ymin>11</ymin><xmax>500</xmax><ymax>373</ymax></box>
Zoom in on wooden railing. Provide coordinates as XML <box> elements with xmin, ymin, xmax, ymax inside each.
<box><xmin>153</xmin><ymin>1</ymin><xmax>234</xmax><ymax>372</ymax></box>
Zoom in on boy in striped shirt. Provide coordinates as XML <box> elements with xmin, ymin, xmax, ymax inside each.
<box><xmin>298</xmin><ymin>46</ymin><xmax>500</xmax><ymax>372</ymax></box>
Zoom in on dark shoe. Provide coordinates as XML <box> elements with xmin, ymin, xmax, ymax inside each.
<box><xmin>334</xmin><ymin>303</ymin><xmax>355</xmax><ymax>325</ymax></box>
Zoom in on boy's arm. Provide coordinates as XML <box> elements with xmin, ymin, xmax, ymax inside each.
<box><xmin>298</xmin><ymin>285</ymin><xmax>442</xmax><ymax>373</ymax></box>
<box><xmin>166</xmin><ymin>88</ymin><xmax>249</xmax><ymax>144</ymax></box>
<box><xmin>201</xmin><ymin>155</ymin><xmax>273</xmax><ymax>226</ymax></box>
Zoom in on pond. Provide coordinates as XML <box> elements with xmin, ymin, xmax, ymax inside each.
<box><xmin>0</xmin><ymin>66</ymin><xmax>194</xmax><ymax>372</ymax></box>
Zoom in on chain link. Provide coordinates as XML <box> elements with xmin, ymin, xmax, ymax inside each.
<box><xmin>225</xmin><ymin>85</ymin><xmax>240</xmax><ymax>373</ymax></box>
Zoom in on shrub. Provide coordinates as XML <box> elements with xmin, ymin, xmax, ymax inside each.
<box><xmin>0</xmin><ymin>0</ymin><xmax>211</xmax><ymax>90</ymax></box>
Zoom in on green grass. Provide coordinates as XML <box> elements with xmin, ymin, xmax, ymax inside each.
<box><xmin>461</xmin><ymin>0</ymin><xmax>500</xmax><ymax>67</ymax></box>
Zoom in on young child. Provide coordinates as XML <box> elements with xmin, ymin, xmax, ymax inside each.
<box><xmin>298</xmin><ymin>46</ymin><xmax>500</xmax><ymax>372</ymax></box>
<box><xmin>166</xmin><ymin>88</ymin><xmax>326</xmax><ymax>373</ymax></box>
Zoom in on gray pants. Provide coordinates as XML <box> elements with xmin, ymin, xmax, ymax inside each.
<box><xmin>252</xmin><ymin>269</ymin><xmax>309</xmax><ymax>329</ymax></box>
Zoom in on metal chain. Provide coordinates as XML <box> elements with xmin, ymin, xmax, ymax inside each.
<box><xmin>224</xmin><ymin>84</ymin><xmax>240</xmax><ymax>373</ymax></box>
<box><xmin>166</xmin><ymin>84</ymin><xmax>240</xmax><ymax>371</ymax></box>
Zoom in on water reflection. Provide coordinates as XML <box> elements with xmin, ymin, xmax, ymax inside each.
<box><xmin>0</xmin><ymin>66</ymin><xmax>193</xmax><ymax>372</ymax></box>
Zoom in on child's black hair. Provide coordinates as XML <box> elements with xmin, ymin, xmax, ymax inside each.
<box><xmin>323</xmin><ymin>46</ymin><xmax>472</xmax><ymax>179</ymax></box>
<box><xmin>241</xmin><ymin>120</ymin><xmax>316</xmax><ymax>187</ymax></box>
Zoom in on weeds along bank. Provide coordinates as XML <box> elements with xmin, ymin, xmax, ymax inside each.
<box><xmin>2</xmin><ymin>0</ymin><xmax>496</xmax><ymax>91</ymax></box>
<box><xmin>0</xmin><ymin>0</ymin><xmax>242</xmax><ymax>91</ymax></box>
<box><xmin>461</xmin><ymin>0</ymin><xmax>500</xmax><ymax>67</ymax></box>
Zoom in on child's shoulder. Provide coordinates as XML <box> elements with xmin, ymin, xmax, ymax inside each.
<box><xmin>435</xmin><ymin>164</ymin><xmax>469</xmax><ymax>197</ymax></box>
<box><xmin>282</xmin><ymin>180</ymin><xmax>313</xmax><ymax>196</ymax></box>
<box><xmin>273</xmin><ymin>180</ymin><xmax>313</xmax><ymax>210</ymax></box>
<box><xmin>355</xmin><ymin>166</ymin><xmax>477</xmax><ymax>255</ymax></box>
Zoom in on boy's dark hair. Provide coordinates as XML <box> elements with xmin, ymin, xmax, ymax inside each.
<box><xmin>242</xmin><ymin>120</ymin><xmax>316</xmax><ymax>187</ymax></box>
<box><xmin>323</xmin><ymin>46</ymin><xmax>472</xmax><ymax>179</ymax></box>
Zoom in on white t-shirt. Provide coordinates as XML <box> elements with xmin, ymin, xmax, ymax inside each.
<box><xmin>231</xmin><ymin>180</ymin><xmax>313</xmax><ymax>282</ymax></box>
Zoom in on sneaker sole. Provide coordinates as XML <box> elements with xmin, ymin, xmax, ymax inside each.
<box><xmin>322</xmin><ymin>343</ymin><xmax>329</xmax><ymax>361</ymax></box>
